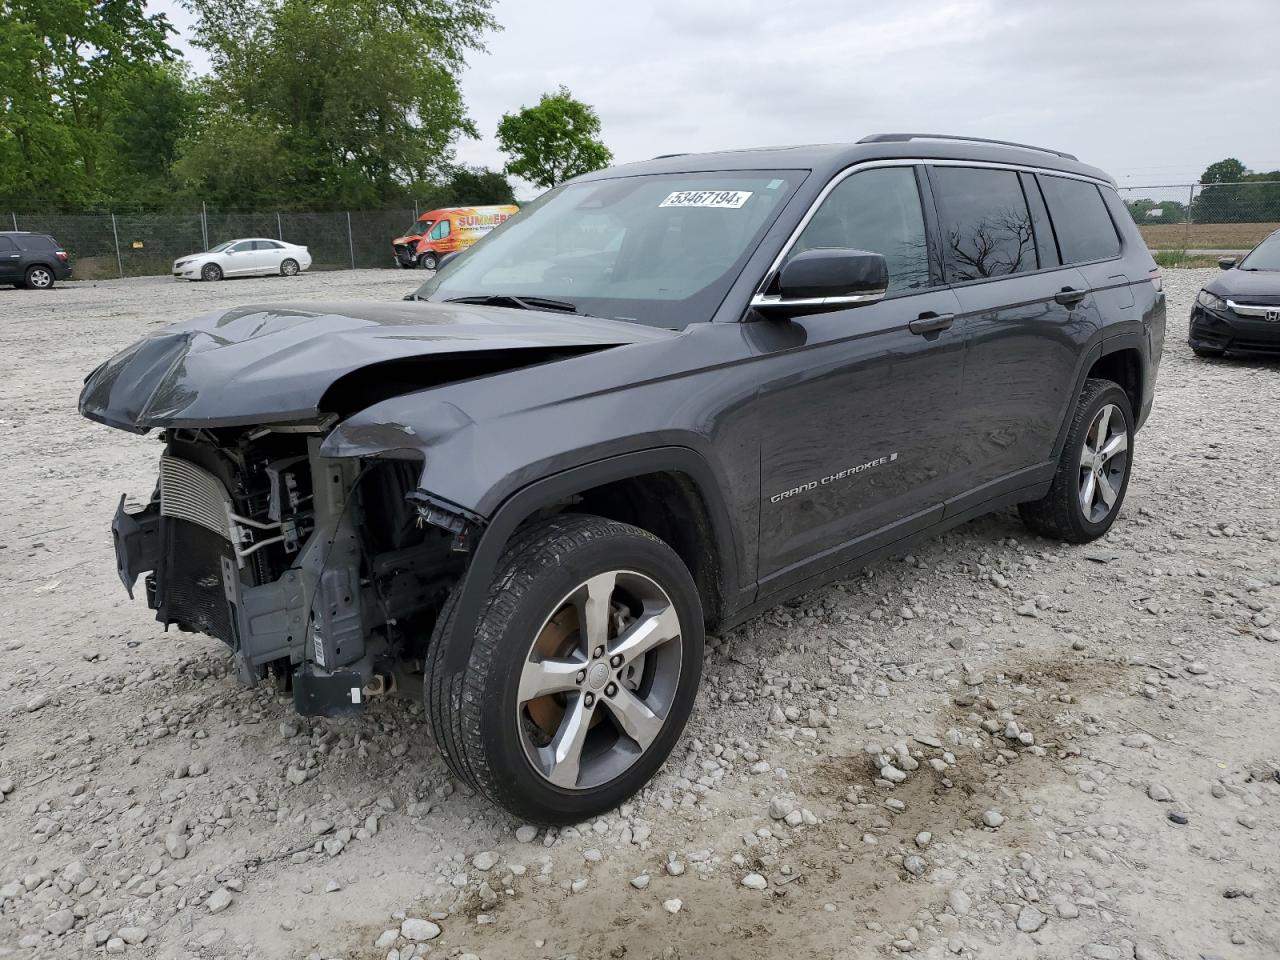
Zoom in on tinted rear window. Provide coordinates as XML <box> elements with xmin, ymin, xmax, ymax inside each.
<box><xmin>1038</xmin><ymin>175</ymin><xmax>1120</xmax><ymax>264</ymax></box>
<box><xmin>0</xmin><ymin>237</ymin><xmax>16</xmax><ymax>252</ymax></box>
<box><xmin>17</xmin><ymin>234</ymin><xmax>57</xmax><ymax>251</ymax></box>
<box><xmin>931</xmin><ymin>166</ymin><xmax>1037</xmax><ymax>281</ymax></box>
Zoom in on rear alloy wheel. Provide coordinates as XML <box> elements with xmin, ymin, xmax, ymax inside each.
<box><xmin>1018</xmin><ymin>378</ymin><xmax>1134</xmax><ymax>543</ymax></box>
<box><xmin>280</xmin><ymin>258</ymin><xmax>300</xmax><ymax>277</ymax></box>
<box><xmin>426</xmin><ymin>515</ymin><xmax>703</xmax><ymax>824</ymax></box>
<box><xmin>419</xmin><ymin>251</ymin><xmax>438</xmax><ymax>271</ymax></box>
<box><xmin>201</xmin><ymin>262</ymin><xmax>223</xmax><ymax>282</ymax></box>
<box><xmin>24</xmin><ymin>265</ymin><xmax>53</xmax><ymax>289</ymax></box>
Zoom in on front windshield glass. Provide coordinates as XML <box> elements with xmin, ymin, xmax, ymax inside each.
<box><xmin>405</xmin><ymin>219</ymin><xmax>432</xmax><ymax>236</ymax></box>
<box><xmin>209</xmin><ymin>241</ymin><xmax>233</xmax><ymax>253</ymax></box>
<box><xmin>1239</xmin><ymin>232</ymin><xmax>1280</xmax><ymax>271</ymax></box>
<box><xmin>414</xmin><ymin>171</ymin><xmax>802</xmax><ymax>327</ymax></box>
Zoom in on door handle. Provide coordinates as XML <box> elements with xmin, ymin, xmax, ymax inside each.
<box><xmin>1054</xmin><ymin>286</ymin><xmax>1087</xmax><ymax>307</ymax></box>
<box><xmin>908</xmin><ymin>312</ymin><xmax>955</xmax><ymax>336</ymax></box>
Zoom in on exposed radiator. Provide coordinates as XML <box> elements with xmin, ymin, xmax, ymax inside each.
<box><xmin>159</xmin><ymin>454</ymin><xmax>234</xmax><ymax>541</ymax></box>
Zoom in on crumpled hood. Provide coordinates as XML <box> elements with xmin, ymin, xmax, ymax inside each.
<box><xmin>79</xmin><ymin>299</ymin><xmax>672</xmax><ymax>433</ymax></box>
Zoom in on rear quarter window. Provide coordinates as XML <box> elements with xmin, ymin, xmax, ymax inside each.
<box><xmin>1038</xmin><ymin>175</ymin><xmax>1121</xmax><ymax>264</ymax></box>
<box><xmin>18</xmin><ymin>234</ymin><xmax>57</xmax><ymax>251</ymax></box>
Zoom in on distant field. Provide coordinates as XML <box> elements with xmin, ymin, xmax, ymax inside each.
<box><xmin>1138</xmin><ymin>221</ymin><xmax>1279</xmax><ymax>250</ymax></box>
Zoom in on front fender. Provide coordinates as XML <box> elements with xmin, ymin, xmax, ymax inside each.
<box><xmin>426</xmin><ymin>446</ymin><xmax>744</xmax><ymax>671</ymax></box>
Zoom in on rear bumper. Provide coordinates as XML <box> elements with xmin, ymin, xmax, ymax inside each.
<box><xmin>1190</xmin><ymin>305</ymin><xmax>1280</xmax><ymax>353</ymax></box>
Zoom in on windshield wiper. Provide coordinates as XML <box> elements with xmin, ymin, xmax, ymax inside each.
<box><xmin>445</xmin><ymin>294</ymin><xmax>580</xmax><ymax>314</ymax></box>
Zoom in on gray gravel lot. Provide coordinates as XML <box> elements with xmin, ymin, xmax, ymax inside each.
<box><xmin>1</xmin><ymin>268</ymin><xmax>1278</xmax><ymax>960</ymax></box>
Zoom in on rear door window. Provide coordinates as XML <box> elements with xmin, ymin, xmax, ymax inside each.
<box><xmin>1038</xmin><ymin>175</ymin><xmax>1121</xmax><ymax>264</ymax></box>
<box><xmin>0</xmin><ymin>237</ymin><xmax>16</xmax><ymax>252</ymax></box>
<box><xmin>931</xmin><ymin>166</ymin><xmax>1038</xmax><ymax>282</ymax></box>
<box><xmin>786</xmin><ymin>166</ymin><xmax>932</xmax><ymax>294</ymax></box>
<box><xmin>253</xmin><ymin>240</ymin><xmax>283</xmax><ymax>250</ymax></box>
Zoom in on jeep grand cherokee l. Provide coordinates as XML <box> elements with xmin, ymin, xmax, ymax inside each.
<box><xmin>80</xmin><ymin>134</ymin><xmax>1164</xmax><ymax>824</ymax></box>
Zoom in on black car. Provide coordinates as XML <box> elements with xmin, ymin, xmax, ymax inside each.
<box><xmin>1189</xmin><ymin>229</ymin><xmax>1280</xmax><ymax>356</ymax></box>
<box><xmin>0</xmin><ymin>231</ymin><xmax>71</xmax><ymax>289</ymax></box>
<box><xmin>80</xmin><ymin>134</ymin><xmax>1164</xmax><ymax>824</ymax></box>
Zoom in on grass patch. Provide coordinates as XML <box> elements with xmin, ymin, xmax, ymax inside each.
<box><xmin>1152</xmin><ymin>250</ymin><xmax>1222</xmax><ymax>269</ymax></box>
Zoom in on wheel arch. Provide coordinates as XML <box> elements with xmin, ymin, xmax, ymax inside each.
<box><xmin>439</xmin><ymin>447</ymin><xmax>740</xmax><ymax>672</ymax></box>
<box><xmin>1087</xmin><ymin>344</ymin><xmax>1143</xmax><ymax>422</ymax></box>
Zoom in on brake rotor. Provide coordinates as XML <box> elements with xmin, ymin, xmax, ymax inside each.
<box><xmin>526</xmin><ymin>605</ymin><xmax>578</xmax><ymax>735</ymax></box>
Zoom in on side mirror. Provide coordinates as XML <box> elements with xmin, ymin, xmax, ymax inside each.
<box><xmin>752</xmin><ymin>248</ymin><xmax>888</xmax><ymax>316</ymax></box>
<box><xmin>1217</xmin><ymin>257</ymin><xmax>1236</xmax><ymax>270</ymax></box>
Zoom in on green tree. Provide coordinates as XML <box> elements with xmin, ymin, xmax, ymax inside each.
<box><xmin>106</xmin><ymin>63</ymin><xmax>200</xmax><ymax>203</ymax></box>
<box><xmin>496</xmin><ymin>86</ymin><xmax>611</xmax><ymax>190</ymax></box>
<box><xmin>1200</xmin><ymin>158</ymin><xmax>1246</xmax><ymax>184</ymax></box>
<box><xmin>179</xmin><ymin>0</ymin><xmax>496</xmax><ymax>209</ymax></box>
<box><xmin>0</xmin><ymin>0</ymin><xmax>177</xmax><ymax>204</ymax></box>
<box><xmin>444</xmin><ymin>165</ymin><xmax>515</xmax><ymax>204</ymax></box>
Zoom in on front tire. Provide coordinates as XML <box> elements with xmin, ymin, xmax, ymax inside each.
<box><xmin>426</xmin><ymin>515</ymin><xmax>704</xmax><ymax>825</ymax></box>
<box><xmin>280</xmin><ymin>258</ymin><xmax>299</xmax><ymax>277</ymax></box>
<box><xmin>24</xmin><ymin>265</ymin><xmax>54</xmax><ymax>289</ymax></box>
<box><xmin>419</xmin><ymin>251</ymin><xmax>438</xmax><ymax>271</ymax></box>
<box><xmin>1018</xmin><ymin>378</ymin><xmax>1134</xmax><ymax>543</ymax></box>
<box><xmin>201</xmin><ymin>263</ymin><xmax>223</xmax><ymax>282</ymax></box>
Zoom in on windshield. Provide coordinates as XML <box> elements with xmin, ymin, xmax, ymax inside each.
<box><xmin>1239</xmin><ymin>231</ymin><xmax>1280</xmax><ymax>271</ymax></box>
<box><xmin>209</xmin><ymin>241</ymin><xmax>233</xmax><ymax>253</ymax></box>
<box><xmin>413</xmin><ymin>171</ymin><xmax>802</xmax><ymax>327</ymax></box>
<box><xmin>405</xmin><ymin>219</ymin><xmax>432</xmax><ymax>236</ymax></box>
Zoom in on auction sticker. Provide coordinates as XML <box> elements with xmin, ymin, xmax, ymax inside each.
<box><xmin>659</xmin><ymin>190</ymin><xmax>752</xmax><ymax>209</ymax></box>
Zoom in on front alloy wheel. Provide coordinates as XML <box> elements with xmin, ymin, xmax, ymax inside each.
<box><xmin>426</xmin><ymin>515</ymin><xmax>704</xmax><ymax>824</ymax></box>
<box><xmin>201</xmin><ymin>262</ymin><xmax>223</xmax><ymax>281</ymax></box>
<box><xmin>518</xmin><ymin>570</ymin><xmax>684</xmax><ymax>790</ymax></box>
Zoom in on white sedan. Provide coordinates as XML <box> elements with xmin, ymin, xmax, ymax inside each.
<box><xmin>173</xmin><ymin>238</ymin><xmax>312</xmax><ymax>281</ymax></box>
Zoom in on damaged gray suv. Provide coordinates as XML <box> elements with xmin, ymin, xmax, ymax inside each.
<box><xmin>80</xmin><ymin>135</ymin><xmax>1165</xmax><ymax>824</ymax></box>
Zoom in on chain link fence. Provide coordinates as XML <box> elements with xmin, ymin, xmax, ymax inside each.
<box><xmin>7</xmin><ymin>184</ymin><xmax>1280</xmax><ymax>279</ymax></box>
<box><xmin>1116</xmin><ymin>181</ymin><xmax>1280</xmax><ymax>256</ymax></box>
<box><xmin>2</xmin><ymin>206</ymin><xmax>421</xmax><ymax>279</ymax></box>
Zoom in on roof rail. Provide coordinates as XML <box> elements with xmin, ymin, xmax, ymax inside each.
<box><xmin>858</xmin><ymin>133</ymin><xmax>1077</xmax><ymax>162</ymax></box>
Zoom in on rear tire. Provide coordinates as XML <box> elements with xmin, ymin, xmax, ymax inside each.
<box><xmin>425</xmin><ymin>514</ymin><xmax>704</xmax><ymax>825</ymax></box>
<box><xmin>1018</xmin><ymin>378</ymin><xmax>1134</xmax><ymax>543</ymax></box>
<box><xmin>201</xmin><ymin>263</ymin><xmax>223</xmax><ymax>282</ymax></box>
<box><xmin>24</xmin><ymin>265</ymin><xmax>54</xmax><ymax>289</ymax></box>
<box><xmin>280</xmin><ymin>258</ymin><xmax>299</xmax><ymax>277</ymax></box>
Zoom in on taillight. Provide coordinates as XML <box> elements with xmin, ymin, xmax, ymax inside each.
<box><xmin>1148</xmin><ymin>267</ymin><xmax>1162</xmax><ymax>293</ymax></box>
<box><xmin>55</xmin><ymin>251</ymin><xmax>68</xmax><ymax>261</ymax></box>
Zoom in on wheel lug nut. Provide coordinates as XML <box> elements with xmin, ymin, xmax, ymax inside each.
<box><xmin>605</xmin><ymin>683</ymin><xmax>617</xmax><ymax>697</ymax></box>
<box><xmin>584</xmin><ymin>693</ymin><xmax>595</xmax><ymax>707</ymax></box>
<box><xmin>576</xmin><ymin>670</ymin><xmax>586</xmax><ymax>684</ymax></box>
<box><xmin>593</xmin><ymin>646</ymin><xmax>605</xmax><ymax>659</ymax></box>
<box><xmin>610</xmin><ymin>654</ymin><xmax>623</xmax><ymax>668</ymax></box>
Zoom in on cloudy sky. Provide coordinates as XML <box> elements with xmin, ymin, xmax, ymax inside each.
<box><xmin>155</xmin><ymin>0</ymin><xmax>1280</xmax><ymax>197</ymax></box>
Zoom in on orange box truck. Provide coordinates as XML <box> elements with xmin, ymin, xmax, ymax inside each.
<box><xmin>392</xmin><ymin>205</ymin><xmax>519</xmax><ymax>270</ymax></box>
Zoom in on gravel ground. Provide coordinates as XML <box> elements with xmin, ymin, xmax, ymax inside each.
<box><xmin>1</xmin><ymin>268</ymin><xmax>1278</xmax><ymax>960</ymax></box>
